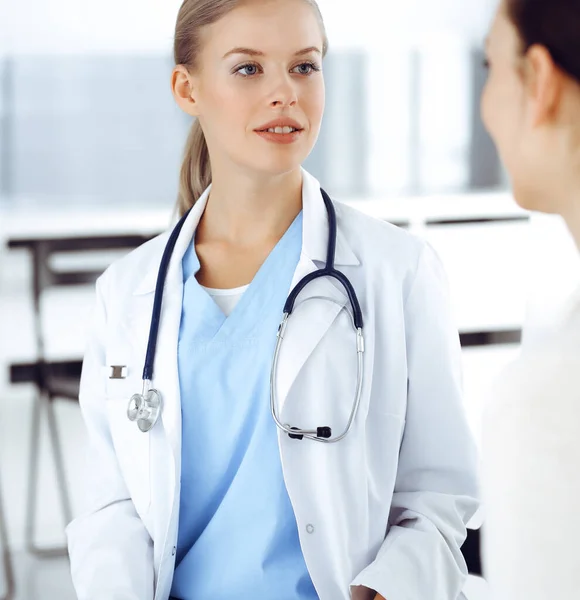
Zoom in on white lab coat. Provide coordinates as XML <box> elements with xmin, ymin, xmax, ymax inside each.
<box><xmin>66</xmin><ymin>169</ymin><xmax>479</xmax><ymax>600</ymax></box>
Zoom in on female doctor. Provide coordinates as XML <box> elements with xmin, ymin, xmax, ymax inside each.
<box><xmin>66</xmin><ymin>0</ymin><xmax>479</xmax><ymax>599</ymax></box>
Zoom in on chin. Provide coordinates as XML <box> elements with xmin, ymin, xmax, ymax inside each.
<box><xmin>511</xmin><ymin>181</ymin><xmax>559</xmax><ymax>215</ymax></box>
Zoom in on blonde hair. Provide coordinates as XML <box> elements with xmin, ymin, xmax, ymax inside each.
<box><xmin>174</xmin><ymin>0</ymin><xmax>329</xmax><ymax>216</ymax></box>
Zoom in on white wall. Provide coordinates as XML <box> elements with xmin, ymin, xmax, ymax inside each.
<box><xmin>3</xmin><ymin>0</ymin><xmax>183</xmax><ymax>54</ymax></box>
<box><xmin>2</xmin><ymin>0</ymin><xmax>500</xmax><ymax>55</ymax></box>
<box><xmin>318</xmin><ymin>0</ymin><xmax>498</xmax><ymax>48</ymax></box>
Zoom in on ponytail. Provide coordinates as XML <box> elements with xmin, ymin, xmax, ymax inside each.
<box><xmin>177</xmin><ymin>118</ymin><xmax>211</xmax><ymax>216</ymax></box>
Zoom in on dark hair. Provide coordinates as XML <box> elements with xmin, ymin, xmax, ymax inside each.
<box><xmin>506</xmin><ymin>0</ymin><xmax>580</xmax><ymax>82</ymax></box>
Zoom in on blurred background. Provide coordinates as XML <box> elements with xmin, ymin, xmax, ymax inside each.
<box><xmin>1</xmin><ymin>0</ymin><xmax>579</xmax><ymax>598</ymax></box>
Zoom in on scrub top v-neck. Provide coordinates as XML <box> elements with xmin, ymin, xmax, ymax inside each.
<box><xmin>170</xmin><ymin>210</ymin><xmax>319</xmax><ymax>600</ymax></box>
<box><xmin>200</xmin><ymin>284</ymin><xmax>249</xmax><ymax>317</ymax></box>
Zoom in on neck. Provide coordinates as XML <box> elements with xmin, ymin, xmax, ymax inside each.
<box><xmin>197</xmin><ymin>164</ymin><xmax>303</xmax><ymax>247</ymax></box>
<box><xmin>554</xmin><ymin>167</ymin><xmax>580</xmax><ymax>250</ymax></box>
<box><xmin>550</xmin><ymin>106</ymin><xmax>580</xmax><ymax>250</ymax></box>
<box><xmin>562</xmin><ymin>200</ymin><xmax>580</xmax><ymax>252</ymax></box>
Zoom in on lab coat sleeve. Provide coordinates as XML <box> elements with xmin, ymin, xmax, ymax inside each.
<box><xmin>351</xmin><ymin>242</ymin><xmax>480</xmax><ymax>600</ymax></box>
<box><xmin>65</xmin><ymin>273</ymin><xmax>155</xmax><ymax>600</ymax></box>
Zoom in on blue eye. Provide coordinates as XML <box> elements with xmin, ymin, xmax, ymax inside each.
<box><xmin>234</xmin><ymin>61</ymin><xmax>321</xmax><ymax>78</ymax></box>
<box><xmin>292</xmin><ymin>62</ymin><xmax>320</xmax><ymax>75</ymax></box>
<box><xmin>236</xmin><ymin>63</ymin><xmax>261</xmax><ymax>77</ymax></box>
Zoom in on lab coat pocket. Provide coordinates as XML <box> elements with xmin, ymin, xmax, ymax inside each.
<box><xmin>104</xmin><ymin>376</ymin><xmax>152</xmax><ymax>516</ymax></box>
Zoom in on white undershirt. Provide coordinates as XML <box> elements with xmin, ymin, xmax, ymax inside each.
<box><xmin>200</xmin><ymin>284</ymin><xmax>250</xmax><ymax>317</ymax></box>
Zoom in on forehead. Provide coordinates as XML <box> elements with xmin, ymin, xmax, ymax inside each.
<box><xmin>201</xmin><ymin>0</ymin><xmax>324</xmax><ymax>56</ymax></box>
<box><xmin>488</xmin><ymin>3</ymin><xmax>521</xmax><ymax>52</ymax></box>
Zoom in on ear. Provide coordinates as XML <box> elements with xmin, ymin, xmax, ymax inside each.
<box><xmin>524</xmin><ymin>44</ymin><xmax>565</xmax><ymax>126</ymax></box>
<box><xmin>171</xmin><ymin>65</ymin><xmax>201</xmax><ymax>117</ymax></box>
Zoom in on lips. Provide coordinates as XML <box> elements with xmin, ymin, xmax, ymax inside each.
<box><xmin>254</xmin><ymin>128</ymin><xmax>303</xmax><ymax>144</ymax></box>
<box><xmin>255</xmin><ymin>118</ymin><xmax>304</xmax><ymax>132</ymax></box>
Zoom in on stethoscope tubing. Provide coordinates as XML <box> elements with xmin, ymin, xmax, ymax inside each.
<box><xmin>128</xmin><ymin>188</ymin><xmax>365</xmax><ymax>441</ymax></box>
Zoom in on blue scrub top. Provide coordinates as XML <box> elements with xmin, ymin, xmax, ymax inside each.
<box><xmin>170</xmin><ymin>211</ymin><xmax>319</xmax><ymax>600</ymax></box>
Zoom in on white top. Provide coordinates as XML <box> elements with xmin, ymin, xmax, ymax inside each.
<box><xmin>483</xmin><ymin>289</ymin><xmax>580</xmax><ymax>599</ymax></box>
<box><xmin>200</xmin><ymin>284</ymin><xmax>249</xmax><ymax>317</ymax></box>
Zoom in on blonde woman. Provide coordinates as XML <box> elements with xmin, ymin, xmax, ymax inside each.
<box><xmin>66</xmin><ymin>1</ymin><xmax>479</xmax><ymax>599</ymax></box>
<box><xmin>481</xmin><ymin>0</ymin><xmax>580</xmax><ymax>598</ymax></box>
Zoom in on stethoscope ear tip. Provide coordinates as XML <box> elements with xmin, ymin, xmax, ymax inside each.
<box><xmin>287</xmin><ymin>426</ymin><xmax>332</xmax><ymax>440</ymax></box>
<box><xmin>288</xmin><ymin>427</ymin><xmax>304</xmax><ymax>440</ymax></box>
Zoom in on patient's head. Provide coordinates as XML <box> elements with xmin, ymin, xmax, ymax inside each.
<box><xmin>481</xmin><ymin>0</ymin><xmax>580</xmax><ymax>216</ymax></box>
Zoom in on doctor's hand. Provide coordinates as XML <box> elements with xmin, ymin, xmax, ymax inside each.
<box><xmin>374</xmin><ymin>595</ymin><xmax>386</xmax><ymax>600</ymax></box>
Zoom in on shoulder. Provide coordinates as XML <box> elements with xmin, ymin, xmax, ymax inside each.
<box><xmin>486</xmin><ymin>334</ymin><xmax>580</xmax><ymax>455</ymax></box>
<box><xmin>335</xmin><ymin>200</ymin><xmax>430</xmax><ymax>275</ymax></box>
<box><xmin>96</xmin><ymin>230</ymin><xmax>171</xmax><ymax>302</ymax></box>
<box><xmin>335</xmin><ymin>201</ymin><xmax>448</xmax><ymax>307</ymax></box>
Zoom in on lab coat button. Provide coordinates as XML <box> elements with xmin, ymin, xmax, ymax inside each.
<box><xmin>306</xmin><ymin>524</ymin><xmax>315</xmax><ymax>534</ymax></box>
<box><xmin>172</xmin><ymin>546</ymin><xmax>176</xmax><ymax>556</ymax></box>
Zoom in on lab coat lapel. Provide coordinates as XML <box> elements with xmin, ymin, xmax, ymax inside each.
<box><xmin>126</xmin><ymin>187</ymin><xmax>212</xmax><ymax>464</ymax></box>
<box><xmin>149</xmin><ymin>278</ymin><xmax>183</xmax><ymax>461</ymax></box>
<box><xmin>274</xmin><ymin>254</ymin><xmax>349</xmax><ymax>416</ymax></box>
<box><xmin>274</xmin><ymin>170</ymin><xmax>360</xmax><ymax>415</ymax></box>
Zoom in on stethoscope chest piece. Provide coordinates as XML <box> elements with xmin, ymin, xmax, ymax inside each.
<box><xmin>127</xmin><ymin>388</ymin><xmax>162</xmax><ymax>432</ymax></box>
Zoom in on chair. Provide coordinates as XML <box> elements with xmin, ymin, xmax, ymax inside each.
<box><xmin>462</xmin><ymin>527</ymin><xmax>482</xmax><ymax>577</ymax></box>
<box><xmin>8</xmin><ymin>234</ymin><xmax>153</xmax><ymax>558</ymax></box>
<box><xmin>0</xmin><ymin>474</ymin><xmax>15</xmax><ymax>600</ymax></box>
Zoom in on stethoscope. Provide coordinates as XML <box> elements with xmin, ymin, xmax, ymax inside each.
<box><xmin>127</xmin><ymin>188</ymin><xmax>365</xmax><ymax>443</ymax></box>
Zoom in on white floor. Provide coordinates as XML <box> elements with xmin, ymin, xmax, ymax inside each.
<box><xmin>0</xmin><ymin>553</ymin><xmax>76</xmax><ymax>600</ymax></box>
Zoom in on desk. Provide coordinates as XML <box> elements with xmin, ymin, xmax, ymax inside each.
<box><xmin>5</xmin><ymin>234</ymin><xmax>156</xmax><ymax>386</ymax></box>
<box><xmin>0</xmin><ymin>190</ymin><xmax>526</xmax><ymax>242</ymax></box>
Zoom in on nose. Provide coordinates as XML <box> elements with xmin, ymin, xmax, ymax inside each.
<box><xmin>268</xmin><ymin>73</ymin><xmax>298</xmax><ymax>108</ymax></box>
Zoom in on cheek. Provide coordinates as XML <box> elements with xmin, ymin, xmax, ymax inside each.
<box><xmin>303</xmin><ymin>80</ymin><xmax>325</xmax><ymax>133</ymax></box>
<box><xmin>208</xmin><ymin>82</ymin><xmax>244</xmax><ymax>116</ymax></box>
<box><xmin>481</xmin><ymin>73</ymin><xmax>506</xmax><ymax>145</ymax></box>
<box><xmin>481</xmin><ymin>70</ymin><xmax>522</xmax><ymax>166</ymax></box>
<box><xmin>480</xmin><ymin>78</ymin><xmax>493</xmax><ymax>136</ymax></box>
<box><xmin>203</xmin><ymin>81</ymin><xmax>254</xmax><ymax>139</ymax></box>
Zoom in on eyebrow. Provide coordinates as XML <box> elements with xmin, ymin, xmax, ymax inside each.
<box><xmin>222</xmin><ymin>46</ymin><xmax>322</xmax><ymax>59</ymax></box>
